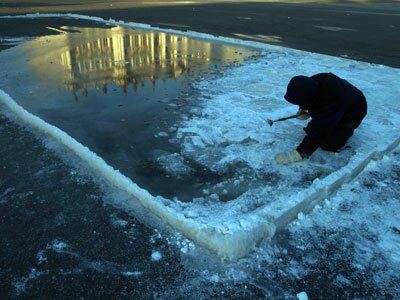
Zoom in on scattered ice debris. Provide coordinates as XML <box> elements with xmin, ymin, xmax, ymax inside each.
<box><xmin>110</xmin><ymin>214</ymin><xmax>129</xmax><ymax>227</ymax></box>
<box><xmin>190</xmin><ymin>108</ymin><xmax>202</xmax><ymax>116</ymax></box>
<box><xmin>202</xmin><ymin>189</ymin><xmax>210</xmax><ymax>195</ymax></box>
<box><xmin>112</xmin><ymin>219</ymin><xmax>128</xmax><ymax>227</ymax></box>
<box><xmin>151</xmin><ymin>251</ymin><xmax>162</xmax><ymax>261</ymax></box>
<box><xmin>157</xmin><ymin>131</ymin><xmax>169</xmax><ymax>137</ymax></box>
<box><xmin>156</xmin><ymin>153</ymin><xmax>193</xmax><ymax>175</ymax></box>
<box><xmin>178</xmin><ymin>238</ymin><xmax>195</xmax><ymax>254</ymax></box>
<box><xmin>36</xmin><ymin>250</ymin><xmax>47</xmax><ymax>264</ymax></box>
<box><xmin>297</xmin><ymin>212</ymin><xmax>305</xmax><ymax>220</ymax></box>
<box><xmin>296</xmin><ymin>291</ymin><xmax>308</xmax><ymax>300</ymax></box>
<box><xmin>336</xmin><ymin>274</ymin><xmax>352</xmax><ymax>286</ymax></box>
<box><xmin>183</xmin><ymin>210</ymin><xmax>199</xmax><ymax>219</ymax></box>
<box><xmin>0</xmin><ymin>187</ymin><xmax>15</xmax><ymax>198</ymax></box>
<box><xmin>121</xmin><ymin>271</ymin><xmax>142</xmax><ymax>277</ymax></box>
<box><xmin>180</xmin><ymin>245</ymin><xmax>189</xmax><ymax>254</ymax></box>
<box><xmin>209</xmin><ymin>193</ymin><xmax>219</xmax><ymax>201</ymax></box>
<box><xmin>47</xmin><ymin>239</ymin><xmax>68</xmax><ymax>252</ymax></box>
<box><xmin>150</xmin><ymin>230</ymin><xmax>163</xmax><ymax>244</ymax></box>
<box><xmin>13</xmin><ymin>268</ymin><xmax>48</xmax><ymax>296</ymax></box>
<box><xmin>210</xmin><ymin>274</ymin><xmax>220</xmax><ymax>283</ymax></box>
<box><xmin>186</xmin><ymin>135</ymin><xmax>206</xmax><ymax>148</ymax></box>
<box><xmin>16</xmin><ymin>191</ymin><xmax>34</xmax><ymax>199</ymax></box>
<box><xmin>168</xmin><ymin>126</ymin><xmax>177</xmax><ymax>133</ymax></box>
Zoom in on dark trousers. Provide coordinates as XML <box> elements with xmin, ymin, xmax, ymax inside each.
<box><xmin>320</xmin><ymin>127</ymin><xmax>355</xmax><ymax>152</ymax></box>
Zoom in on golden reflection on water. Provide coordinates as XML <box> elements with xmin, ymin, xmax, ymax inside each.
<box><xmin>27</xmin><ymin>26</ymin><xmax>253</xmax><ymax>97</ymax></box>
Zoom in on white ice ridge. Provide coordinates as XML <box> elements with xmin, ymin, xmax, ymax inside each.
<box><xmin>1</xmin><ymin>13</ymin><xmax>400</xmax><ymax>260</ymax></box>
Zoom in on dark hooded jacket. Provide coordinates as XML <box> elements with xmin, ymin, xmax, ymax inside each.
<box><xmin>284</xmin><ymin>73</ymin><xmax>367</xmax><ymax>157</ymax></box>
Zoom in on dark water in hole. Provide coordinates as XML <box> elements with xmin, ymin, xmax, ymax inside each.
<box><xmin>0</xmin><ymin>21</ymin><xmax>258</xmax><ymax>201</ymax></box>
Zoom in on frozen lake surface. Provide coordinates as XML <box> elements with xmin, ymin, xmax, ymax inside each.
<box><xmin>2</xmin><ymin>14</ymin><xmax>400</xmax><ymax>259</ymax></box>
<box><xmin>0</xmin><ymin>14</ymin><xmax>399</xmax><ymax>298</ymax></box>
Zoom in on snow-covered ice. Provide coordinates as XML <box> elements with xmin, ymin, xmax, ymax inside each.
<box><xmin>1</xmin><ymin>13</ymin><xmax>399</xmax><ymax>260</ymax></box>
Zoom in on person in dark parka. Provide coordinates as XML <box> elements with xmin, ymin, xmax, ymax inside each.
<box><xmin>275</xmin><ymin>72</ymin><xmax>367</xmax><ymax>164</ymax></box>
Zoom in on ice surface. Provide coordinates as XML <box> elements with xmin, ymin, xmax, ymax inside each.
<box><xmin>1</xmin><ymin>13</ymin><xmax>400</xmax><ymax>259</ymax></box>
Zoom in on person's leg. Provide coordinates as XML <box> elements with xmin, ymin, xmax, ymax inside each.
<box><xmin>320</xmin><ymin>127</ymin><xmax>355</xmax><ymax>152</ymax></box>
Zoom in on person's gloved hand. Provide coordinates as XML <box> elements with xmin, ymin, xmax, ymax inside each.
<box><xmin>296</xmin><ymin>109</ymin><xmax>310</xmax><ymax>120</ymax></box>
<box><xmin>275</xmin><ymin>150</ymin><xmax>303</xmax><ymax>165</ymax></box>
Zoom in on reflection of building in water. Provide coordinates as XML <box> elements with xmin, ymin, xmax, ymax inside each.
<box><xmin>58</xmin><ymin>26</ymin><xmax>221</xmax><ymax>97</ymax></box>
<box><xmin>25</xmin><ymin>26</ymin><xmax>253</xmax><ymax>99</ymax></box>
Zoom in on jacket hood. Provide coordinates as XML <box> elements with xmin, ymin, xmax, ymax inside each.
<box><xmin>284</xmin><ymin>75</ymin><xmax>320</xmax><ymax>107</ymax></box>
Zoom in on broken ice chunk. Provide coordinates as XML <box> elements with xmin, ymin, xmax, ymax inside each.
<box><xmin>239</xmin><ymin>219</ymin><xmax>251</xmax><ymax>229</ymax></box>
<box><xmin>296</xmin><ymin>291</ymin><xmax>308</xmax><ymax>300</ymax></box>
<box><xmin>156</xmin><ymin>152</ymin><xmax>193</xmax><ymax>176</ymax></box>
<box><xmin>151</xmin><ymin>251</ymin><xmax>162</xmax><ymax>261</ymax></box>
<box><xmin>157</xmin><ymin>131</ymin><xmax>169</xmax><ymax>137</ymax></box>
<box><xmin>184</xmin><ymin>210</ymin><xmax>199</xmax><ymax>218</ymax></box>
